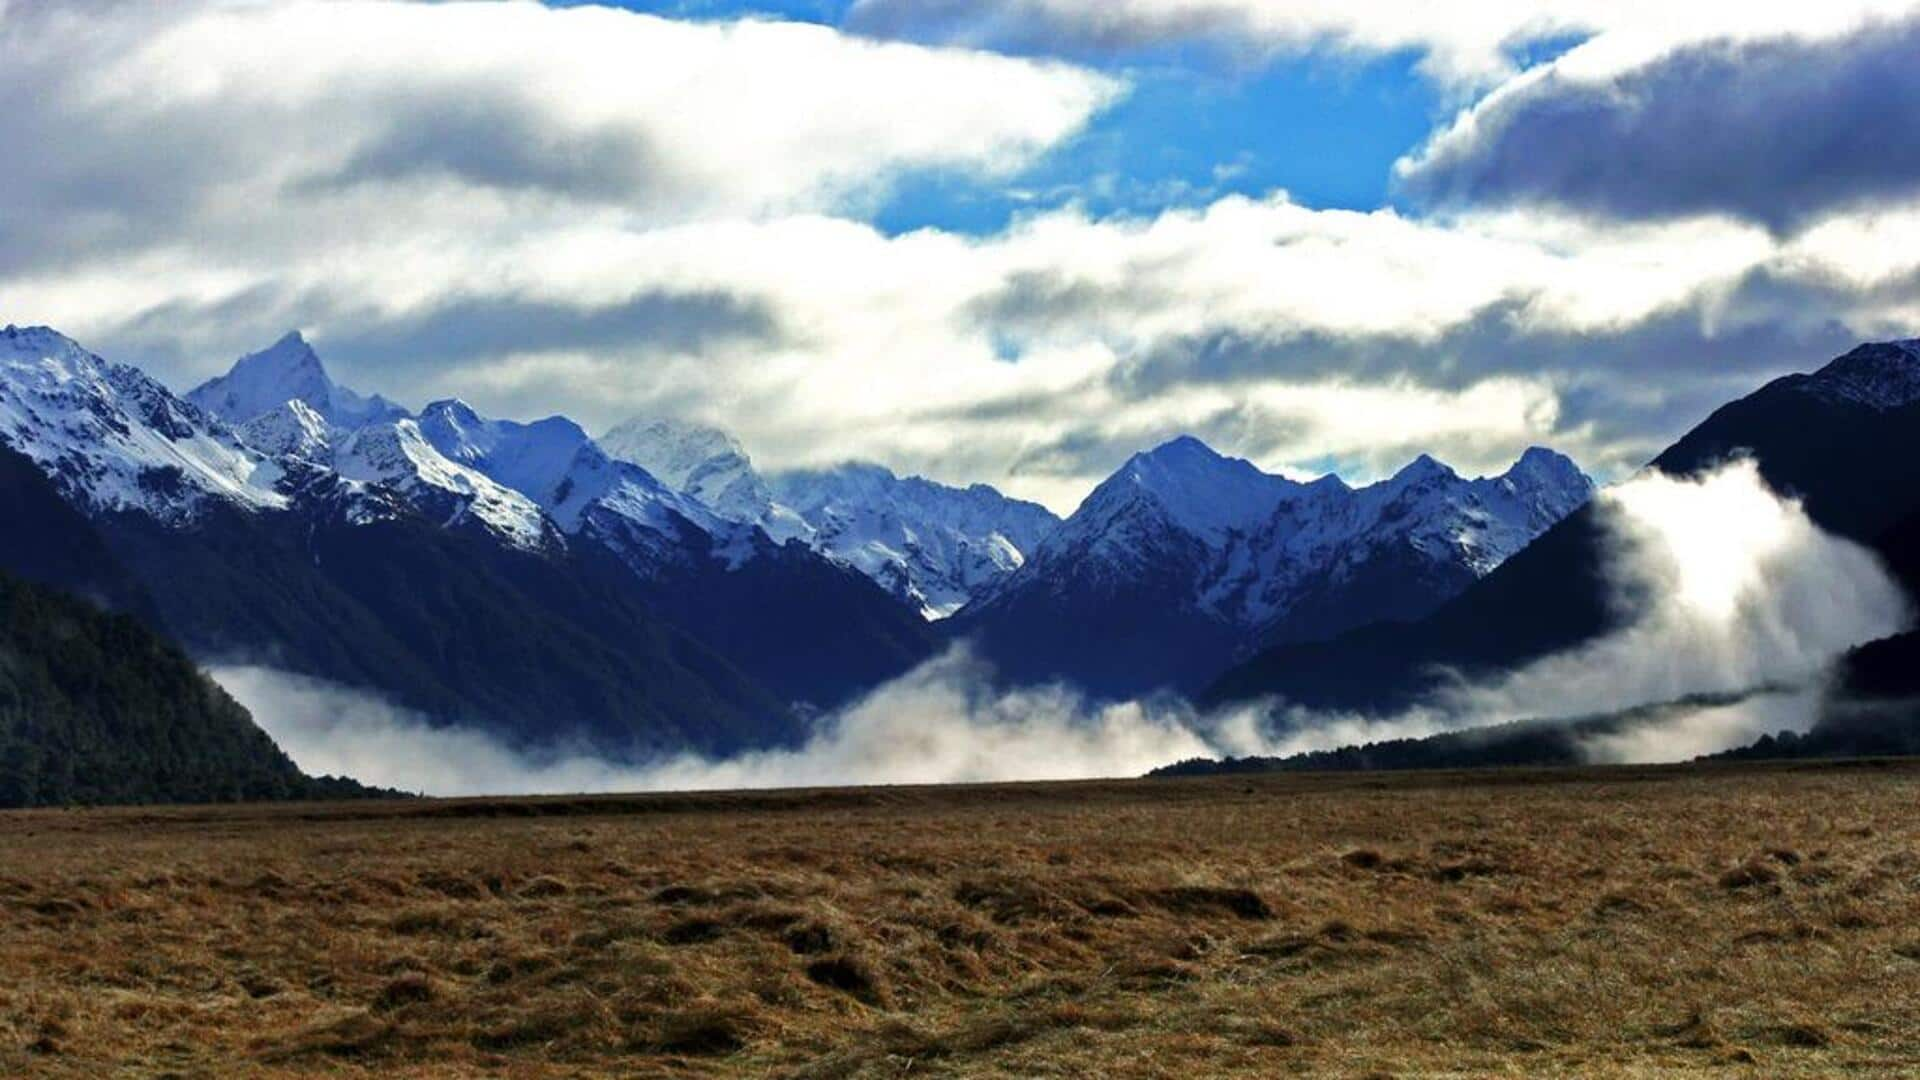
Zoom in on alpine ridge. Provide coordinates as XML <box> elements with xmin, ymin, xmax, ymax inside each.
<box><xmin>600</xmin><ymin>417</ymin><xmax>1062</xmax><ymax>617</ymax></box>
<box><xmin>950</xmin><ymin>437</ymin><xmax>1594</xmax><ymax>697</ymax></box>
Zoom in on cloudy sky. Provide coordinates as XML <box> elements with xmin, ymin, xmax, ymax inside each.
<box><xmin>5</xmin><ymin>0</ymin><xmax>1920</xmax><ymax>511</ymax></box>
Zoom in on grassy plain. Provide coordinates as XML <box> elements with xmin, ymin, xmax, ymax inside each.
<box><xmin>4</xmin><ymin>761</ymin><xmax>1920</xmax><ymax>1077</ymax></box>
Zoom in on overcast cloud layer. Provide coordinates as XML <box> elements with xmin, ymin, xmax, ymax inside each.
<box><xmin>4</xmin><ymin>0</ymin><xmax>1920</xmax><ymax>511</ymax></box>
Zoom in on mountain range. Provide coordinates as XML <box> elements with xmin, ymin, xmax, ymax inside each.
<box><xmin>0</xmin><ymin>323</ymin><xmax>1591</xmax><ymax>748</ymax></box>
<box><xmin>2</xmin><ymin>322</ymin><xmax>1916</xmax><ymax>797</ymax></box>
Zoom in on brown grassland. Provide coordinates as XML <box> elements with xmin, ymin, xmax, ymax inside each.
<box><xmin>4</xmin><ymin>760</ymin><xmax>1920</xmax><ymax>1077</ymax></box>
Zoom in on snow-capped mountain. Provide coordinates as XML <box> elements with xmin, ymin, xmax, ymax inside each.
<box><xmin>767</xmin><ymin>463</ymin><xmax>1061</xmax><ymax>618</ymax></box>
<box><xmin>238</xmin><ymin>399</ymin><xmax>334</xmax><ymax>465</ymax></box>
<box><xmin>0</xmin><ymin>325</ymin><xmax>286</xmax><ymax>521</ymax></box>
<box><xmin>1211</xmin><ymin>447</ymin><xmax>1595</xmax><ymax>640</ymax></box>
<box><xmin>417</xmin><ymin>399</ymin><xmax>739</xmax><ymax>566</ymax></box>
<box><xmin>600</xmin><ymin>416</ymin><xmax>1061</xmax><ymax>617</ymax></box>
<box><xmin>954</xmin><ymin>436</ymin><xmax>1594</xmax><ymax>696</ymax></box>
<box><xmin>186</xmin><ymin>330</ymin><xmax>405</xmax><ymax>430</ymax></box>
<box><xmin>412</xmin><ymin>398</ymin><xmax>940</xmax><ymax>704</ymax></box>
<box><xmin>599</xmin><ymin>418</ymin><xmax>794</xmax><ymax>533</ymax></box>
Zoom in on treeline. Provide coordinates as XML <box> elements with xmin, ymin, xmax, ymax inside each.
<box><xmin>0</xmin><ymin>569</ymin><xmax>388</xmax><ymax>808</ymax></box>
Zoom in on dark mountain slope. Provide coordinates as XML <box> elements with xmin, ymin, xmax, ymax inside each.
<box><xmin>631</xmin><ymin>540</ymin><xmax>939</xmax><ymax>712</ymax></box>
<box><xmin>1650</xmin><ymin>342</ymin><xmax>1920</xmax><ymax>539</ymax></box>
<box><xmin>97</xmin><ymin>495</ymin><xmax>800</xmax><ymax>759</ymax></box>
<box><xmin>0</xmin><ymin>443</ymin><xmax>151</xmax><ymax>615</ymax></box>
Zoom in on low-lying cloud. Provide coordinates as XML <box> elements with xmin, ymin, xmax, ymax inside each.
<box><xmin>1257</xmin><ymin>459</ymin><xmax>1910</xmax><ymax>760</ymax></box>
<box><xmin>211</xmin><ymin>648</ymin><xmax>1275</xmax><ymax>797</ymax></box>
<box><xmin>212</xmin><ymin>460</ymin><xmax>1910</xmax><ymax>795</ymax></box>
<box><xmin>1456</xmin><ymin>459</ymin><xmax>1908</xmax><ymax>720</ymax></box>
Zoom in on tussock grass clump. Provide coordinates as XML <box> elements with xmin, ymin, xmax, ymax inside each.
<box><xmin>805</xmin><ymin>953</ymin><xmax>890</xmax><ymax>1006</ymax></box>
<box><xmin>1719</xmin><ymin>859</ymin><xmax>1781</xmax><ymax>889</ymax></box>
<box><xmin>372</xmin><ymin>972</ymin><xmax>434</xmax><ymax>1011</ymax></box>
<box><xmin>631</xmin><ymin>1003</ymin><xmax>754</xmax><ymax>1056</ymax></box>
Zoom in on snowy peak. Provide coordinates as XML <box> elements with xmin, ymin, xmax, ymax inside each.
<box><xmin>1387</xmin><ymin>453</ymin><xmax>1457</xmax><ymax>487</ymax></box>
<box><xmin>1491</xmin><ymin>447</ymin><xmax>1596</xmax><ymax>528</ymax></box>
<box><xmin>1803</xmin><ymin>339</ymin><xmax>1920</xmax><ymax>410</ymax></box>
<box><xmin>768</xmin><ymin>462</ymin><xmax>1061</xmax><ymax>619</ymax></box>
<box><xmin>187</xmin><ymin>331</ymin><xmax>406</xmax><ymax>429</ymax></box>
<box><xmin>0</xmin><ymin>325</ymin><xmax>284</xmax><ymax>520</ymax></box>
<box><xmin>989</xmin><ymin>435</ymin><xmax>1594</xmax><ymax>636</ymax></box>
<box><xmin>599</xmin><ymin>417</ymin><xmax>776</xmax><ymax>527</ymax></box>
<box><xmin>1080</xmin><ymin>436</ymin><xmax>1297</xmax><ymax>546</ymax></box>
<box><xmin>416</xmin><ymin>399</ymin><xmax>595</xmax><ymax>507</ymax></box>
<box><xmin>412</xmin><ymin>398</ymin><xmax>730</xmax><ymax>572</ymax></box>
<box><xmin>1503</xmin><ymin>445</ymin><xmax>1588</xmax><ymax>488</ymax></box>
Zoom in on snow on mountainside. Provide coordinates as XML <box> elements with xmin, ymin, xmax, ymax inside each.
<box><xmin>1023</xmin><ymin>436</ymin><xmax>1298</xmax><ymax>580</ymax></box>
<box><xmin>416</xmin><ymin>399</ymin><xmax>748</xmax><ymax>570</ymax></box>
<box><xmin>1008</xmin><ymin>438</ymin><xmax>1591</xmax><ymax>613</ymax></box>
<box><xmin>1211</xmin><ymin>447</ymin><xmax>1595</xmax><ymax>635</ymax></box>
<box><xmin>768</xmin><ymin>463</ymin><xmax>1061</xmax><ymax>619</ymax></box>
<box><xmin>956</xmin><ymin>435</ymin><xmax>1594</xmax><ymax>696</ymax></box>
<box><xmin>601</xmin><ymin>416</ymin><xmax>1059</xmax><ymax>616</ymax></box>
<box><xmin>599</xmin><ymin>418</ymin><xmax>796</xmax><ymax>533</ymax></box>
<box><xmin>187</xmin><ymin>331</ymin><xmax>406</xmax><ymax>429</ymax></box>
<box><xmin>239</xmin><ymin>399</ymin><xmax>334</xmax><ymax>464</ymax></box>
<box><xmin>334</xmin><ymin>419</ymin><xmax>553</xmax><ymax>550</ymax></box>
<box><xmin>0</xmin><ymin>325</ymin><xmax>286</xmax><ymax>520</ymax></box>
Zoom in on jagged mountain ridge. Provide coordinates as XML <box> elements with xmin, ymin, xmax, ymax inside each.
<box><xmin>187</xmin><ymin>330</ymin><xmax>405</xmax><ymax>431</ymax></box>
<box><xmin>950</xmin><ymin>436</ymin><xmax>1594</xmax><ymax>697</ymax></box>
<box><xmin>767</xmin><ymin>463</ymin><xmax>1061</xmax><ymax>619</ymax></box>
<box><xmin>598</xmin><ymin>418</ymin><xmax>1063</xmax><ymax>618</ymax></box>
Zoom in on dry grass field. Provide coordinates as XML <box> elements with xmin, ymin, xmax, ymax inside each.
<box><xmin>4</xmin><ymin>762</ymin><xmax>1920</xmax><ymax>1077</ymax></box>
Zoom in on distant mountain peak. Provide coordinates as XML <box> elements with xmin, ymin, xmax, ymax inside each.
<box><xmin>600</xmin><ymin>416</ymin><xmax>777</xmax><ymax>529</ymax></box>
<box><xmin>962</xmin><ymin>437</ymin><xmax>1594</xmax><ymax>696</ymax></box>
<box><xmin>769</xmin><ymin>461</ymin><xmax>1061</xmax><ymax>619</ymax></box>
<box><xmin>188</xmin><ymin>332</ymin><xmax>405</xmax><ymax>430</ymax></box>
<box><xmin>420</xmin><ymin>397</ymin><xmax>483</xmax><ymax>425</ymax></box>
<box><xmin>239</xmin><ymin>399</ymin><xmax>333</xmax><ymax>464</ymax></box>
<box><xmin>1391</xmin><ymin>452</ymin><xmax>1456</xmax><ymax>484</ymax></box>
<box><xmin>1502</xmin><ymin>446</ymin><xmax>1591</xmax><ymax>491</ymax></box>
<box><xmin>335</xmin><ymin>418</ymin><xmax>551</xmax><ymax>549</ymax></box>
<box><xmin>1089</xmin><ymin>435</ymin><xmax>1294</xmax><ymax>545</ymax></box>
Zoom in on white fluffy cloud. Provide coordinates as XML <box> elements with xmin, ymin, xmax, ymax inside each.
<box><xmin>3</xmin><ymin>0</ymin><xmax>1115</xmax><ymax>226</ymax></box>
